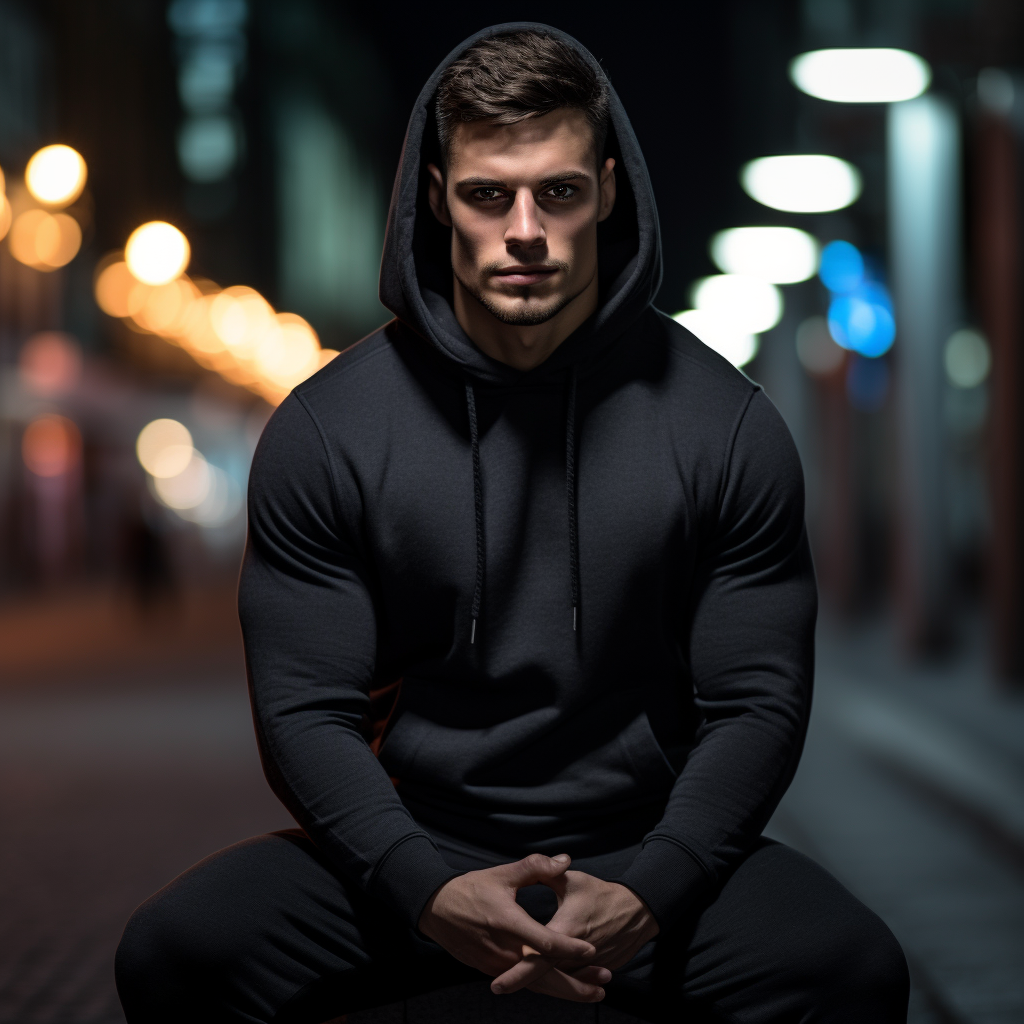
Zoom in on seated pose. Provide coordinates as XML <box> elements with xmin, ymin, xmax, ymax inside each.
<box><xmin>116</xmin><ymin>24</ymin><xmax>909</xmax><ymax>1024</ymax></box>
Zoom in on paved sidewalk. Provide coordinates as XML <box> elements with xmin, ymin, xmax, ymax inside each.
<box><xmin>0</xmin><ymin>676</ymin><xmax>292</xmax><ymax>1024</ymax></box>
<box><xmin>766</xmin><ymin>616</ymin><xmax>1024</xmax><ymax>1024</ymax></box>
<box><xmin>0</xmin><ymin>613</ymin><xmax>1020</xmax><ymax>1023</ymax></box>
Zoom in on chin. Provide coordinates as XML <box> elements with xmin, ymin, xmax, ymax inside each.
<box><xmin>480</xmin><ymin>292</ymin><xmax>574</xmax><ymax>327</ymax></box>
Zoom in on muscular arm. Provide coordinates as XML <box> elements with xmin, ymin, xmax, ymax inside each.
<box><xmin>617</xmin><ymin>388</ymin><xmax>817</xmax><ymax>930</ymax></box>
<box><xmin>239</xmin><ymin>395</ymin><xmax>458</xmax><ymax>926</ymax></box>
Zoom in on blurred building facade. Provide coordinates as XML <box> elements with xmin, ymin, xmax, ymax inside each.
<box><xmin>0</xmin><ymin>0</ymin><xmax>1022</xmax><ymax>683</ymax></box>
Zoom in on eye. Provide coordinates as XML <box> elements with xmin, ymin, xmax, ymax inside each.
<box><xmin>543</xmin><ymin>183</ymin><xmax>580</xmax><ymax>201</ymax></box>
<box><xmin>472</xmin><ymin>187</ymin><xmax>507</xmax><ymax>202</ymax></box>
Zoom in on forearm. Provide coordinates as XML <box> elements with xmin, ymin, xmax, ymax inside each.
<box><xmin>251</xmin><ymin>698</ymin><xmax>459</xmax><ymax>924</ymax></box>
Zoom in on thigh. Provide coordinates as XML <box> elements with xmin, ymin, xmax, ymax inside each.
<box><xmin>609</xmin><ymin>839</ymin><xmax>909</xmax><ymax>1023</ymax></box>
<box><xmin>115</xmin><ymin>830</ymin><xmax>477</xmax><ymax>1024</ymax></box>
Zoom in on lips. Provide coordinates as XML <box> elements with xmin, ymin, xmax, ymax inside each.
<box><xmin>491</xmin><ymin>266</ymin><xmax>559</xmax><ymax>286</ymax></box>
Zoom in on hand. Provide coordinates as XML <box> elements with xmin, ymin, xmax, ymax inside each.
<box><xmin>418</xmin><ymin>854</ymin><xmax>607</xmax><ymax>1002</ymax></box>
<box><xmin>490</xmin><ymin>870</ymin><xmax>660</xmax><ymax>1000</ymax></box>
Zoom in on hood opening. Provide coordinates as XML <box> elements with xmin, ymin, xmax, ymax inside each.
<box><xmin>380</xmin><ymin>22</ymin><xmax>663</xmax><ymax>385</ymax></box>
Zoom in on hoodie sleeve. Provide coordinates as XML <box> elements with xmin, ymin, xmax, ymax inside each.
<box><xmin>618</xmin><ymin>388</ymin><xmax>817</xmax><ymax>930</ymax></box>
<box><xmin>238</xmin><ymin>394</ymin><xmax>460</xmax><ymax>928</ymax></box>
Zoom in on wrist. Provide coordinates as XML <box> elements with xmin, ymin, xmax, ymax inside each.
<box><xmin>417</xmin><ymin>877</ymin><xmax>455</xmax><ymax>936</ymax></box>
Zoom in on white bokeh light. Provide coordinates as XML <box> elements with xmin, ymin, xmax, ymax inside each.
<box><xmin>710</xmin><ymin>227</ymin><xmax>819</xmax><ymax>284</ymax></box>
<box><xmin>673</xmin><ymin>310</ymin><xmax>759</xmax><ymax>368</ymax></box>
<box><xmin>944</xmin><ymin>329</ymin><xmax>991</xmax><ymax>389</ymax></box>
<box><xmin>791</xmin><ymin>48</ymin><xmax>931</xmax><ymax>104</ymax></box>
<box><xmin>153</xmin><ymin>451</ymin><xmax>212</xmax><ymax>510</ymax></box>
<box><xmin>691</xmin><ymin>274</ymin><xmax>783</xmax><ymax>335</ymax></box>
<box><xmin>741</xmin><ymin>155</ymin><xmax>861</xmax><ymax>214</ymax></box>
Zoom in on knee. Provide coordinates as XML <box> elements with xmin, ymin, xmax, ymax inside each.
<box><xmin>115</xmin><ymin>887</ymin><xmax>216</xmax><ymax>1021</ymax></box>
<box><xmin>815</xmin><ymin>910</ymin><xmax>909</xmax><ymax>1020</ymax></box>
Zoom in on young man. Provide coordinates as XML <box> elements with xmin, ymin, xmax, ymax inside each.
<box><xmin>116</xmin><ymin>25</ymin><xmax>909</xmax><ymax>1023</ymax></box>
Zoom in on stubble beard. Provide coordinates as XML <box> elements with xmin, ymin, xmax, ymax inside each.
<box><xmin>456</xmin><ymin>261</ymin><xmax>582</xmax><ymax>327</ymax></box>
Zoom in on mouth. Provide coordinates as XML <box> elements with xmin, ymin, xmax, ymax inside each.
<box><xmin>490</xmin><ymin>265</ymin><xmax>560</xmax><ymax>287</ymax></box>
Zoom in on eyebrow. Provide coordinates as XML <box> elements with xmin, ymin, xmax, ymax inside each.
<box><xmin>455</xmin><ymin>170</ymin><xmax>593</xmax><ymax>189</ymax></box>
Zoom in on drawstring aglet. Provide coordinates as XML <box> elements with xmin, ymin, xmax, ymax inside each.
<box><xmin>573</xmin><ymin>606</ymin><xmax>577</xmax><ymax>631</ymax></box>
<box><xmin>470</xmin><ymin>618</ymin><xmax>477</xmax><ymax>644</ymax></box>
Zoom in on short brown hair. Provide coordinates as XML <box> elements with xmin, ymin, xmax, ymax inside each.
<box><xmin>435</xmin><ymin>31</ymin><xmax>609</xmax><ymax>167</ymax></box>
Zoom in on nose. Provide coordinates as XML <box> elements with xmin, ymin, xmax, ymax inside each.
<box><xmin>504</xmin><ymin>189</ymin><xmax>545</xmax><ymax>250</ymax></box>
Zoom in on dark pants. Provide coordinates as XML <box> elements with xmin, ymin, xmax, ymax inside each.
<box><xmin>115</xmin><ymin>830</ymin><xmax>909</xmax><ymax>1023</ymax></box>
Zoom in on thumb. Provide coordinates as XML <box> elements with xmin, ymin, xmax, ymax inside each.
<box><xmin>499</xmin><ymin>852</ymin><xmax>571</xmax><ymax>888</ymax></box>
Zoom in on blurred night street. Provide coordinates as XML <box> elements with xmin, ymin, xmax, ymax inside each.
<box><xmin>0</xmin><ymin>0</ymin><xmax>1023</xmax><ymax>1022</ymax></box>
<box><xmin>0</xmin><ymin>611</ymin><xmax>1020</xmax><ymax>1023</ymax></box>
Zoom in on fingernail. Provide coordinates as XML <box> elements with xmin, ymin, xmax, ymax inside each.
<box><xmin>552</xmin><ymin>854</ymin><xmax>570</xmax><ymax>863</ymax></box>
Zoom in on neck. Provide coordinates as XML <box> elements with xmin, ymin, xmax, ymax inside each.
<box><xmin>453</xmin><ymin>273</ymin><xmax>599</xmax><ymax>371</ymax></box>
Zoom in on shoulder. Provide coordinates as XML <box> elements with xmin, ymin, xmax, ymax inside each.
<box><xmin>650</xmin><ymin>308</ymin><xmax>759</xmax><ymax>402</ymax></box>
<box><xmin>295</xmin><ymin>320</ymin><xmax>403</xmax><ymax>404</ymax></box>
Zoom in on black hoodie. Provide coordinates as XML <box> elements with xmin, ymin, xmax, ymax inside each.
<box><xmin>239</xmin><ymin>23</ymin><xmax>817</xmax><ymax>933</ymax></box>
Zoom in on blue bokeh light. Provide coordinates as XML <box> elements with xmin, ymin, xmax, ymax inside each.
<box><xmin>819</xmin><ymin>240</ymin><xmax>865</xmax><ymax>294</ymax></box>
<box><xmin>828</xmin><ymin>283</ymin><xmax>896</xmax><ymax>358</ymax></box>
<box><xmin>819</xmin><ymin>241</ymin><xmax>895</xmax><ymax>359</ymax></box>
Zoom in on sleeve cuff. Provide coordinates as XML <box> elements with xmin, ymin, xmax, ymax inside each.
<box><xmin>367</xmin><ymin>833</ymin><xmax>462</xmax><ymax>928</ymax></box>
<box><xmin>616</xmin><ymin>837</ymin><xmax>712</xmax><ymax>933</ymax></box>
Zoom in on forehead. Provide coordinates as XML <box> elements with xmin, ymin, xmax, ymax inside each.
<box><xmin>447</xmin><ymin>108</ymin><xmax>595</xmax><ymax>181</ymax></box>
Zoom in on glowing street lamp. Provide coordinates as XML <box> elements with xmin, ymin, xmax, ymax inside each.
<box><xmin>710</xmin><ymin>227</ymin><xmax>819</xmax><ymax>284</ymax></box>
<box><xmin>136</xmin><ymin>418</ymin><xmax>195</xmax><ymax>479</ymax></box>
<box><xmin>790</xmin><ymin>48</ymin><xmax>931</xmax><ymax>104</ymax></box>
<box><xmin>673</xmin><ymin>309</ymin><xmax>758</xmax><ymax>368</ymax></box>
<box><xmin>741</xmin><ymin>155</ymin><xmax>861</xmax><ymax>214</ymax></box>
<box><xmin>25</xmin><ymin>145</ymin><xmax>88</xmax><ymax>207</ymax></box>
<box><xmin>691</xmin><ymin>274</ymin><xmax>784</xmax><ymax>335</ymax></box>
<box><xmin>125</xmin><ymin>221</ymin><xmax>190</xmax><ymax>285</ymax></box>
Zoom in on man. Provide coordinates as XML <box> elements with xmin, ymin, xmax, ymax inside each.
<box><xmin>116</xmin><ymin>25</ymin><xmax>909</xmax><ymax>1023</ymax></box>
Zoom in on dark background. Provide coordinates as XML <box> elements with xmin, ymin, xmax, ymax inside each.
<box><xmin>0</xmin><ymin>2</ymin><xmax>1021</xmax><ymax>1022</ymax></box>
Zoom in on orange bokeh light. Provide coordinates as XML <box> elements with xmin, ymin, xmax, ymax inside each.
<box><xmin>0</xmin><ymin>195</ymin><xmax>12</xmax><ymax>243</ymax></box>
<box><xmin>93</xmin><ymin>252</ymin><xmax>328</xmax><ymax>405</ymax></box>
<box><xmin>22</xmin><ymin>415</ymin><xmax>82</xmax><ymax>477</ymax></box>
<box><xmin>10</xmin><ymin>209</ymin><xmax>82</xmax><ymax>270</ymax></box>
<box><xmin>19</xmin><ymin>332</ymin><xmax>83</xmax><ymax>396</ymax></box>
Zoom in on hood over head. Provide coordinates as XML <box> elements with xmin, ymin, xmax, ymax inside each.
<box><xmin>379</xmin><ymin>22</ymin><xmax>663</xmax><ymax>385</ymax></box>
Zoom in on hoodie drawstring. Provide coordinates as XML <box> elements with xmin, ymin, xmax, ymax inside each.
<box><xmin>465</xmin><ymin>381</ymin><xmax>484</xmax><ymax>644</ymax></box>
<box><xmin>565</xmin><ymin>365</ymin><xmax>579</xmax><ymax>631</ymax></box>
<box><xmin>464</xmin><ymin>368</ymin><xmax>581</xmax><ymax>643</ymax></box>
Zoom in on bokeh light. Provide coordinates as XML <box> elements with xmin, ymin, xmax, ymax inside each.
<box><xmin>175</xmin><ymin>463</ymin><xmax>242</xmax><ymax>526</ymax></box>
<box><xmin>791</xmin><ymin>48</ymin><xmax>932</xmax><ymax>104</ymax></box>
<box><xmin>94</xmin><ymin>260</ymin><xmax>139</xmax><ymax>317</ymax></box>
<box><xmin>9</xmin><ymin>210</ymin><xmax>82</xmax><ymax>270</ymax></box>
<box><xmin>691</xmin><ymin>274</ymin><xmax>784</xmax><ymax>335</ymax></box>
<box><xmin>153</xmin><ymin>450</ymin><xmax>212</xmax><ymax>510</ymax></box>
<box><xmin>95</xmin><ymin>252</ymin><xmax>331</xmax><ymax>404</ymax></box>
<box><xmin>827</xmin><ymin>285</ymin><xmax>896</xmax><ymax>358</ymax></box>
<box><xmin>796</xmin><ymin>316</ymin><xmax>845</xmax><ymax>376</ymax></box>
<box><xmin>710</xmin><ymin>227</ymin><xmax>819</xmax><ymax>284</ymax></box>
<box><xmin>133</xmin><ymin>278</ymin><xmax>199</xmax><ymax>335</ymax></box>
<box><xmin>19</xmin><ymin>332</ymin><xmax>83</xmax><ymax>395</ymax></box>
<box><xmin>210</xmin><ymin>286</ymin><xmax>276</xmax><ymax>355</ymax></box>
<box><xmin>673</xmin><ymin>309</ymin><xmax>759</xmax><ymax>368</ymax></box>
<box><xmin>819</xmin><ymin>240</ymin><xmax>865</xmax><ymax>293</ymax></box>
<box><xmin>125</xmin><ymin>221</ymin><xmax>191</xmax><ymax>285</ymax></box>
<box><xmin>136</xmin><ymin>418</ymin><xmax>195</xmax><ymax>479</ymax></box>
<box><xmin>0</xmin><ymin>194</ymin><xmax>12</xmax><ymax>242</ymax></box>
<box><xmin>741</xmin><ymin>155</ymin><xmax>862</xmax><ymax>214</ymax></box>
<box><xmin>25</xmin><ymin>144</ymin><xmax>87</xmax><ymax>207</ymax></box>
<box><xmin>22</xmin><ymin>415</ymin><xmax>82</xmax><ymax>477</ymax></box>
<box><xmin>944</xmin><ymin>329</ymin><xmax>991</xmax><ymax>389</ymax></box>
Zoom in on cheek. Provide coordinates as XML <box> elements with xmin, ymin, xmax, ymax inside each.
<box><xmin>553</xmin><ymin>212</ymin><xmax>599</xmax><ymax>263</ymax></box>
<box><xmin>449</xmin><ymin>218</ymin><xmax>491</xmax><ymax>270</ymax></box>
